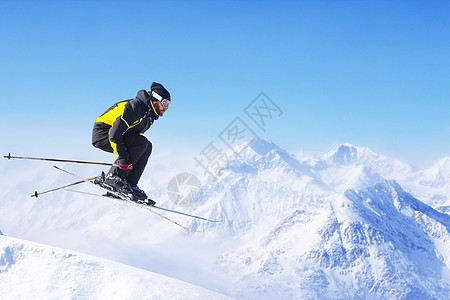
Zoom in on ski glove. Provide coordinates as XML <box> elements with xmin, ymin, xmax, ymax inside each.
<box><xmin>115</xmin><ymin>157</ymin><xmax>133</xmax><ymax>170</ymax></box>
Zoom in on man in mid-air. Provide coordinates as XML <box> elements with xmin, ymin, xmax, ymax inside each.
<box><xmin>91</xmin><ymin>82</ymin><xmax>171</xmax><ymax>205</ymax></box>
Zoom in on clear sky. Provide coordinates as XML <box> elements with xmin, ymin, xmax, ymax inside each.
<box><xmin>1</xmin><ymin>0</ymin><xmax>450</xmax><ymax>170</ymax></box>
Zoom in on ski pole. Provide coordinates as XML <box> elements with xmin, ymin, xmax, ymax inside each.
<box><xmin>4</xmin><ymin>153</ymin><xmax>112</xmax><ymax>166</ymax></box>
<box><xmin>32</xmin><ymin>177</ymin><xmax>97</xmax><ymax>198</ymax></box>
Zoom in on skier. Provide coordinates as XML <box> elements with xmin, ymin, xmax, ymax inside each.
<box><xmin>91</xmin><ymin>82</ymin><xmax>171</xmax><ymax>203</ymax></box>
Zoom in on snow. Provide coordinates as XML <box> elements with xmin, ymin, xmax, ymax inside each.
<box><xmin>398</xmin><ymin>156</ymin><xmax>450</xmax><ymax>210</ymax></box>
<box><xmin>187</xmin><ymin>139</ymin><xmax>450</xmax><ymax>298</ymax></box>
<box><xmin>0</xmin><ymin>234</ymin><xmax>232</xmax><ymax>299</ymax></box>
<box><xmin>1</xmin><ymin>138</ymin><xmax>450</xmax><ymax>299</ymax></box>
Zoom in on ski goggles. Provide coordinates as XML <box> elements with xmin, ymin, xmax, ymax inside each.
<box><xmin>151</xmin><ymin>91</ymin><xmax>171</xmax><ymax>109</ymax></box>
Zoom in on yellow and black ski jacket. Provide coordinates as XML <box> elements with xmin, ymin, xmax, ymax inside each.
<box><xmin>92</xmin><ymin>90</ymin><xmax>159</xmax><ymax>158</ymax></box>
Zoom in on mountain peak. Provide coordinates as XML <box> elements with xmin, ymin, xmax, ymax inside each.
<box><xmin>226</xmin><ymin>138</ymin><xmax>313</xmax><ymax>176</ymax></box>
<box><xmin>246</xmin><ymin>138</ymin><xmax>281</xmax><ymax>156</ymax></box>
<box><xmin>418</xmin><ymin>156</ymin><xmax>450</xmax><ymax>188</ymax></box>
<box><xmin>326</xmin><ymin>143</ymin><xmax>381</xmax><ymax>165</ymax></box>
<box><xmin>431</xmin><ymin>156</ymin><xmax>450</xmax><ymax>171</ymax></box>
<box><xmin>332</xmin><ymin>143</ymin><xmax>358</xmax><ymax>164</ymax></box>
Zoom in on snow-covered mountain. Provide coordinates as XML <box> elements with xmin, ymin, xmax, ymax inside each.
<box><xmin>181</xmin><ymin>139</ymin><xmax>450</xmax><ymax>299</ymax></box>
<box><xmin>214</xmin><ymin>179</ymin><xmax>449</xmax><ymax>299</ymax></box>
<box><xmin>398</xmin><ymin>157</ymin><xmax>450</xmax><ymax>212</ymax></box>
<box><xmin>320</xmin><ymin>143</ymin><xmax>450</xmax><ymax>211</ymax></box>
<box><xmin>0</xmin><ymin>235</ymin><xmax>232</xmax><ymax>299</ymax></box>
<box><xmin>1</xmin><ymin>139</ymin><xmax>449</xmax><ymax>299</ymax></box>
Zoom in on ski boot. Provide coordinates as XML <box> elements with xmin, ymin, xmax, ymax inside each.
<box><xmin>130</xmin><ymin>185</ymin><xmax>156</xmax><ymax>206</ymax></box>
<box><xmin>130</xmin><ymin>185</ymin><xmax>147</xmax><ymax>200</ymax></box>
<box><xmin>95</xmin><ymin>172</ymin><xmax>133</xmax><ymax>197</ymax></box>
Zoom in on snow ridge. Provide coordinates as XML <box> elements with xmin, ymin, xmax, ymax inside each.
<box><xmin>0</xmin><ymin>235</ymin><xmax>231</xmax><ymax>299</ymax></box>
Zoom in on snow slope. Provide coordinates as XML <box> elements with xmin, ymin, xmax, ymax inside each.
<box><xmin>0</xmin><ymin>234</ymin><xmax>232</xmax><ymax>299</ymax></box>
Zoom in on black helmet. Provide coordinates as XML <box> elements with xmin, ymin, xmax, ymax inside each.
<box><xmin>150</xmin><ymin>82</ymin><xmax>171</xmax><ymax>102</ymax></box>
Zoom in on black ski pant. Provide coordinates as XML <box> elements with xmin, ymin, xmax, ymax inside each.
<box><xmin>92</xmin><ymin>132</ymin><xmax>152</xmax><ymax>186</ymax></box>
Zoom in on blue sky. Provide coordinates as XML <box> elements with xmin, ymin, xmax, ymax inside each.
<box><xmin>1</xmin><ymin>0</ymin><xmax>450</xmax><ymax>169</ymax></box>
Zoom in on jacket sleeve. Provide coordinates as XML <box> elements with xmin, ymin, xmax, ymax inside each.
<box><xmin>108</xmin><ymin>101</ymin><xmax>142</xmax><ymax>157</ymax></box>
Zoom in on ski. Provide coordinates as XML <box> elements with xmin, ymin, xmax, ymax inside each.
<box><xmin>150</xmin><ymin>204</ymin><xmax>223</xmax><ymax>223</ymax></box>
<box><xmin>62</xmin><ymin>188</ymin><xmax>222</xmax><ymax>223</ymax></box>
<box><xmin>31</xmin><ymin>177</ymin><xmax>97</xmax><ymax>198</ymax></box>
<box><xmin>52</xmin><ymin>166</ymin><xmax>200</xmax><ymax>232</ymax></box>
